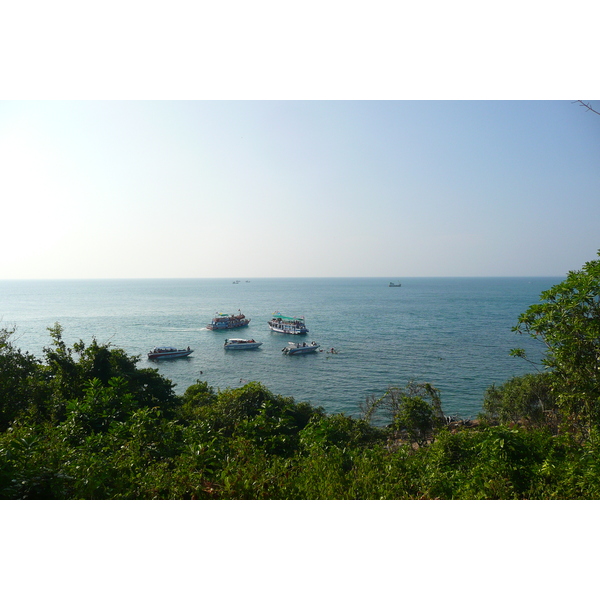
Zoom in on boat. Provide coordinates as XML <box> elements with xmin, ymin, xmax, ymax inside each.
<box><xmin>389</xmin><ymin>281</ymin><xmax>402</xmax><ymax>287</ymax></box>
<box><xmin>282</xmin><ymin>341</ymin><xmax>320</xmax><ymax>355</ymax></box>
<box><xmin>148</xmin><ymin>346</ymin><xmax>193</xmax><ymax>359</ymax></box>
<box><xmin>267</xmin><ymin>312</ymin><xmax>309</xmax><ymax>334</ymax></box>
<box><xmin>224</xmin><ymin>338</ymin><xmax>263</xmax><ymax>350</ymax></box>
<box><xmin>207</xmin><ymin>311</ymin><xmax>250</xmax><ymax>330</ymax></box>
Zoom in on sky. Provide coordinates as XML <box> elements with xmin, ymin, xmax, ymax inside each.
<box><xmin>1</xmin><ymin>3</ymin><xmax>599</xmax><ymax>280</ymax></box>
<box><xmin>1</xmin><ymin>100</ymin><xmax>599</xmax><ymax>279</ymax></box>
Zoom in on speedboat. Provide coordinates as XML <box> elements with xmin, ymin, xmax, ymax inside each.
<box><xmin>268</xmin><ymin>312</ymin><xmax>309</xmax><ymax>334</ymax></box>
<box><xmin>224</xmin><ymin>338</ymin><xmax>263</xmax><ymax>350</ymax></box>
<box><xmin>148</xmin><ymin>346</ymin><xmax>193</xmax><ymax>359</ymax></box>
<box><xmin>207</xmin><ymin>311</ymin><xmax>250</xmax><ymax>330</ymax></box>
<box><xmin>282</xmin><ymin>341</ymin><xmax>320</xmax><ymax>355</ymax></box>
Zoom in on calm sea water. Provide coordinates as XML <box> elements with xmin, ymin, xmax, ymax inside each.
<box><xmin>0</xmin><ymin>277</ymin><xmax>560</xmax><ymax>418</ymax></box>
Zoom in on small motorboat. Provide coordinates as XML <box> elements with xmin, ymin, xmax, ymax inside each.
<box><xmin>148</xmin><ymin>346</ymin><xmax>193</xmax><ymax>360</ymax></box>
<box><xmin>224</xmin><ymin>338</ymin><xmax>263</xmax><ymax>350</ymax></box>
<box><xmin>282</xmin><ymin>341</ymin><xmax>320</xmax><ymax>355</ymax></box>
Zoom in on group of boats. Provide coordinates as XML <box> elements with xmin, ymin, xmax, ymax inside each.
<box><xmin>148</xmin><ymin>280</ymin><xmax>401</xmax><ymax>360</ymax></box>
<box><xmin>147</xmin><ymin>311</ymin><xmax>325</xmax><ymax>359</ymax></box>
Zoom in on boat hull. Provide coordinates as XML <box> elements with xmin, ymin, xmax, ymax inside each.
<box><xmin>286</xmin><ymin>347</ymin><xmax>318</xmax><ymax>354</ymax></box>
<box><xmin>224</xmin><ymin>339</ymin><xmax>263</xmax><ymax>350</ymax></box>
<box><xmin>207</xmin><ymin>322</ymin><xmax>250</xmax><ymax>330</ymax></box>
<box><xmin>268</xmin><ymin>324</ymin><xmax>308</xmax><ymax>334</ymax></box>
<box><xmin>148</xmin><ymin>350</ymin><xmax>193</xmax><ymax>360</ymax></box>
<box><xmin>283</xmin><ymin>342</ymin><xmax>320</xmax><ymax>355</ymax></box>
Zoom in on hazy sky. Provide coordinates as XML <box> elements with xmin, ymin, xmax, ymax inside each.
<box><xmin>2</xmin><ymin>100</ymin><xmax>599</xmax><ymax>279</ymax></box>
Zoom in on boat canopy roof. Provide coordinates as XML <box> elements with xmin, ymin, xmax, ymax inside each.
<box><xmin>272</xmin><ymin>313</ymin><xmax>304</xmax><ymax>321</ymax></box>
<box><xmin>152</xmin><ymin>346</ymin><xmax>178</xmax><ymax>352</ymax></box>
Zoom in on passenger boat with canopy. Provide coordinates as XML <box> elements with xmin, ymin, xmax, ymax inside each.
<box><xmin>267</xmin><ymin>313</ymin><xmax>309</xmax><ymax>335</ymax></box>
<box><xmin>207</xmin><ymin>311</ymin><xmax>250</xmax><ymax>330</ymax></box>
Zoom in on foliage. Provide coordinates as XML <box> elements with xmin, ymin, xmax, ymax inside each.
<box><xmin>362</xmin><ymin>381</ymin><xmax>445</xmax><ymax>445</ymax></box>
<box><xmin>4</xmin><ymin>321</ymin><xmax>600</xmax><ymax>499</ymax></box>
<box><xmin>480</xmin><ymin>372</ymin><xmax>557</xmax><ymax>426</ymax></box>
<box><xmin>0</xmin><ymin>327</ymin><xmax>44</xmax><ymax>431</ymax></box>
<box><xmin>184</xmin><ymin>381</ymin><xmax>325</xmax><ymax>456</ymax></box>
<box><xmin>513</xmin><ymin>252</ymin><xmax>600</xmax><ymax>433</ymax></box>
<box><xmin>43</xmin><ymin>323</ymin><xmax>177</xmax><ymax>414</ymax></box>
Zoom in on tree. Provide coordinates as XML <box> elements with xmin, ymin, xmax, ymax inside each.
<box><xmin>362</xmin><ymin>381</ymin><xmax>445</xmax><ymax>445</ymax></box>
<box><xmin>480</xmin><ymin>372</ymin><xmax>556</xmax><ymax>426</ymax></box>
<box><xmin>0</xmin><ymin>326</ymin><xmax>46</xmax><ymax>430</ymax></box>
<box><xmin>512</xmin><ymin>252</ymin><xmax>600</xmax><ymax>433</ymax></box>
<box><xmin>42</xmin><ymin>323</ymin><xmax>177</xmax><ymax>417</ymax></box>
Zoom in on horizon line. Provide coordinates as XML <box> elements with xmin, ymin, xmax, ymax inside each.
<box><xmin>0</xmin><ymin>275</ymin><xmax>566</xmax><ymax>281</ymax></box>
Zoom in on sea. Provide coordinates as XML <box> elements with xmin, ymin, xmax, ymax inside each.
<box><xmin>0</xmin><ymin>277</ymin><xmax>560</xmax><ymax>419</ymax></box>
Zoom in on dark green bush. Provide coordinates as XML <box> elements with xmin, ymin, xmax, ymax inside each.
<box><xmin>481</xmin><ymin>372</ymin><xmax>556</xmax><ymax>426</ymax></box>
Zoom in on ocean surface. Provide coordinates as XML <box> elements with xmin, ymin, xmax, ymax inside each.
<box><xmin>0</xmin><ymin>277</ymin><xmax>560</xmax><ymax>419</ymax></box>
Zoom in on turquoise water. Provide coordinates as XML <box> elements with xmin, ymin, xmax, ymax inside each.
<box><xmin>0</xmin><ymin>277</ymin><xmax>560</xmax><ymax>418</ymax></box>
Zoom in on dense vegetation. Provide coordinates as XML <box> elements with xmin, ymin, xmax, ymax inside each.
<box><xmin>2</xmin><ymin>254</ymin><xmax>600</xmax><ymax>499</ymax></box>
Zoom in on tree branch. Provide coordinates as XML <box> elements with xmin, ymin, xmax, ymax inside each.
<box><xmin>574</xmin><ymin>100</ymin><xmax>600</xmax><ymax>117</ymax></box>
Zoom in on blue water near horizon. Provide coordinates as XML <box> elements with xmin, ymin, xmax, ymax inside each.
<box><xmin>0</xmin><ymin>277</ymin><xmax>560</xmax><ymax>419</ymax></box>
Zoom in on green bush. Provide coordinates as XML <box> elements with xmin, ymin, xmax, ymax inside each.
<box><xmin>4</xmin><ymin>324</ymin><xmax>600</xmax><ymax>499</ymax></box>
<box><xmin>481</xmin><ymin>372</ymin><xmax>556</xmax><ymax>426</ymax></box>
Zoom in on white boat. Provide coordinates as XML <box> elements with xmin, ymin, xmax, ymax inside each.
<box><xmin>148</xmin><ymin>346</ymin><xmax>193</xmax><ymax>360</ymax></box>
<box><xmin>207</xmin><ymin>311</ymin><xmax>250</xmax><ymax>330</ymax></box>
<box><xmin>224</xmin><ymin>338</ymin><xmax>263</xmax><ymax>350</ymax></box>
<box><xmin>282</xmin><ymin>341</ymin><xmax>320</xmax><ymax>355</ymax></box>
<box><xmin>268</xmin><ymin>312</ymin><xmax>309</xmax><ymax>334</ymax></box>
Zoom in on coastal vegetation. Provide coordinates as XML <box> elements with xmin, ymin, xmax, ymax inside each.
<box><xmin>2</xmin><ymin>253</ymin><xmax>600</xmax><ymax>500</ymax></box>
